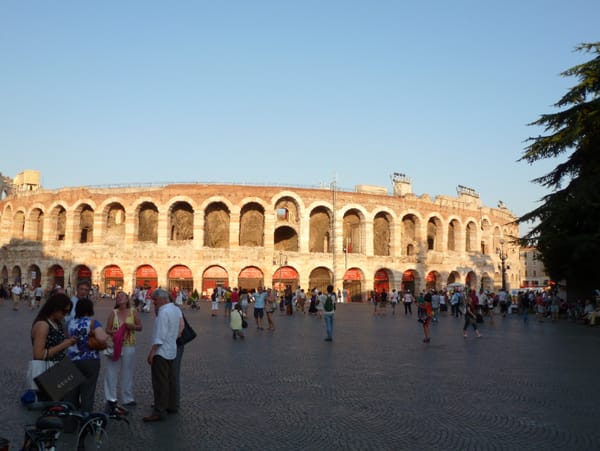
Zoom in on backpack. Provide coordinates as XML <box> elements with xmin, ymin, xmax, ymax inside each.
<box><xmin>324</xmin><ymin>295</ymin><xmax>335</xmax><ymax>312</ymax></box>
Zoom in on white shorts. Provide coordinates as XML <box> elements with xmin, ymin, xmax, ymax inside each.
<box><xmin>211</xmin><ymin>301</ymin><xmax>219</xmax><ymax>310</ymax></box>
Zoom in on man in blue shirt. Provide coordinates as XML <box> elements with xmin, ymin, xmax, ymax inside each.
<box><xmin>253</xmin><ymin>287</ymin><xmax>267</xmax><ymax>330</ymax></box>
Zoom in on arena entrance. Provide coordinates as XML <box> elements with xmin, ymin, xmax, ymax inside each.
<box><xmin>373</xmin><ymin>269</ymin><xmax>390</xmax><ymax>294</ymax></box>
<box><xmin>238</xmin><ymin>266</ymin><xmax>264</xmax><ymax>291</ymax></box>
<box><xmin>308</xmin><ymin>267</ymin><xmax>332</xmax><ymax>295</ymax></box>
<box><xmin>168</xmin><ymin>265</ymin><xmax>194</xmax><ymax>292</ymax></box>
<box><xmin>272</xmin><ymin>266</ymin><xmax>298</xmax><ymax>292</ymax></box>
<box><xmin>135</xmin><ymin>265</ymin><xmax>158</xmax><ymax>289</ymax></box>
<box><xmin>103</xmin><ymin>265</ymin><xmax>124</xmax><ymax>295</ymax></box>
<box><xmin>202</xmin><ymin>265</ymin><xmax>229</xmax><ymax>296</ymax></box>
<box><xmin>343</xmin><ymin>268</ymin><xmax>364</xmax><ymax>302</ymax></box>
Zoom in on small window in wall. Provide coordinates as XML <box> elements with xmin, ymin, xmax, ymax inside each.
<box><xmin>277</xmin><ymin>208</ymin><xmax>288</xmax><ymax>220</ymax></box>
<box><xmin>407</xmin><ymin>244</ymin><xmax>415</xmax><ymax>256</ymax></box>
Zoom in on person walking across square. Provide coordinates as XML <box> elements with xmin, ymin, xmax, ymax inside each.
<box><xmin>323</xmin><ymin>285</ymin><xmax>336</xmax><ymax>342</ymax></box>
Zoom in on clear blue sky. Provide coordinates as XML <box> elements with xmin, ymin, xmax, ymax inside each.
<box><xmin>1</xmin><ymin>1</ymin><xmax>598</xmax><ymax>232</ymax></box>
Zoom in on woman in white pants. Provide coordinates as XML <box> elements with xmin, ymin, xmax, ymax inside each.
<box><xmin>104</xmin><ymin>292</ymin><xmax>142</xmax><ymax>411</ymax></box>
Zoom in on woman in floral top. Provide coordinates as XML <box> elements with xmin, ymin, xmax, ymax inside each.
<box><xmin>66</xmin><ymin>297</ymin><xmax>108</xmax><ymax>413</ymax></box>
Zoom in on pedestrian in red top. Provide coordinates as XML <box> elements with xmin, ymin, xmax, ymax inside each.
<box><xmin>420</xmin><ymin>293</ymin><xmax>433</xmax><ymax>343</ymax></box>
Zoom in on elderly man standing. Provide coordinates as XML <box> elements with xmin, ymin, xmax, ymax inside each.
<box><xmin>143</xmin><ymin>288</ymin><xmax>183</xmax><ymax>423</ymax></box>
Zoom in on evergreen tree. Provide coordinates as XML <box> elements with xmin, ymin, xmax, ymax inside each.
<box><xmin>519</xmin><ymin>42</ymin><xmax>600</xmax><ymax>300</ymax></box>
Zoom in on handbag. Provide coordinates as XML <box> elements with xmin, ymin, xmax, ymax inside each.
<box><xmin>88</xmin><ymin>319</ymin><xmax>108</xmax><ymax>351</ymax></box>
<box><xmin>26</xmin><ymin>359</ymin><xmax>56</xmax><ymax>391</ymax></box>
<box><xmin>240</xmin><ymin>311</ymin><xmax>248</xmax><ymax>329</ymax></box>
<box><xmin>177</xmin><ymin>315</ymin><xmax>197</xmax><ymax>346</ymax></box>
<box><xmin>34</xmin><ymin>358</ymin><xmax>85</xmax><ymax>401</ymax></box>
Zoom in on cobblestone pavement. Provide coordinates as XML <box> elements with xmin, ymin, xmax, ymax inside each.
<box><xmin>1</xmin><ymin>299</ymin><xmax>599</xmax><ymax>451</ymax></box>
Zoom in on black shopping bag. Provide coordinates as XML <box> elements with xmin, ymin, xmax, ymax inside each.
<box><xmin>34</xmin><ymin>358</ymin><xmax>85</xmax><ymax>401</ymax></box>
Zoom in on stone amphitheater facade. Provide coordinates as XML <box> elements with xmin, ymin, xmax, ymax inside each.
<box><xmin>0</xmin><ymin>174</ymin><xmax>520</xmax><ymax>300</ymax></box>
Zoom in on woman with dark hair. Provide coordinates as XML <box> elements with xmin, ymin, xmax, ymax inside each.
<box><xmin>30</xmin><ymin>293</ymin><xmax>78</xmax><ymax>399</ymax></box>
<box><xmin>66</xmin><ymin>298</ymin><xmax>108</xmax><ymax>414</ymax></box>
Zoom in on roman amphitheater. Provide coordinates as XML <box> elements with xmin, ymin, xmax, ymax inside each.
<box><xmin>0</xmin><ymin>170</ymin><xmax>520</xmax><ymax>301</ymax></box>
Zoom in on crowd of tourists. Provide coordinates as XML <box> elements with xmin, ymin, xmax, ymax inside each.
<box><xmin>15</xmin><ymin>278</ymin><xmax>598</xmax><ymax>431</ymax></box>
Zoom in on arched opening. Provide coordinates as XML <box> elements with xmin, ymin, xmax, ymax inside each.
<box><xmin>308</xmin><ymin>267</ymin><xmax>332</xmax><ymax>294</ymax></box>
<box><xmin>373</xmin><ymin>212</ymin><xmax>391</xmax><ymax>256</ymax></box>
<box><xmin>343</xmin><ymin>268</ymin><xmax>364</xmax><ymax>302</ymax></box>
<box><xmin>204</xmin><ymin>202</ymin><xmax>230</xmax><ymax>248</ymax></box>
<box><xmin>402</xmin><ymin>269</ymin><xmax>417</xmax><ymax>293</ymax></box>
<box><xmin>426</xmin><ymin>271</ymin><xmax>441</xmax><ymax>291</ymax></box>
<box><xmin>104</xmin><ymin>202</ymin><xmax>126</xmax><ymax>242</ymax></box>
<box><xmin>238</xmin><ymin>266</ymin><xmax>264</xmax><ymax>291</ymax></box>
<box><xmin>239</xmin><ymin>203</ymin><xmax>265</xmax><ymax>247</ymax></box>
<box><xmin>168</xmin><ymin>265</ymin><xmax>194</xmax><ymax>292</ymax></box>
<box><xmin>103</xmin><ymin>265</ymin><xmax>124</xmax><ymax>295</ymax></box>
<box><xmin>202</xmin><ymin>265</ymin><xmax>229</xmax><ymax>295</ymax></box>
<box><xmin>272</xmin><ymin>266</ymin><xmax>298</xmax><ymax>292</ymax></box>
<box><xmin>274</xmin><ymin>226</ymin><xmax>299</xmax><ymax>252</ymax></box>
<box><xmin>169</xmin><ymin>202</ymin><xmax>194</xmax><ymax>242</ymax></box>
<box><xmin>27</xmin><ymin>264</ymin><xmax>42</xmax><ymax>288</ymax></box>
<box><xmin>309</xmin><ymin>206</ymin><xmax>332</xmax><ymax>253</ymax></box>
<box><xmin>374</xmin><ymin>268</ymin><xmax>390</xmax><ymax>294</ymax></box>
<box><xmin>135</xmin><ymin>265</ymin><xmax>158</xmax><ymax>290</ymax></box>
<box><xmin>343</xmin><ymin>209</ymin><xmax>363</xmax><ymax>254</ymax></box>
<box><xmin>138</xmin><ymin>202</ymin><xmax>158</xmax><ymax>243</ymax></box>
<box><xmin>47</xmin><ymin>265</ymin><xmax>64</xmax><ymax>289</ymax></box>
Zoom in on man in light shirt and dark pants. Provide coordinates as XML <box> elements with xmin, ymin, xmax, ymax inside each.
<box><xmin>143</xmin><ymin>288</ymin><xmax>184</xmax><ymax>422</ymax></box>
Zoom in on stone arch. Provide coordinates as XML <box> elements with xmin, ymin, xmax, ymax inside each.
<box><xmin>401</xmin><ymin>269</ymin><xmax>420</xmax><ymax>293</ymax></box>
<box><xmin>74</xmin><ymin>203</ymin><xmax>94</xmax><ymax>243</ymax></box>
<box><xmin>102</xmin><ymin>264</ymin><xmax>125</xmax><ymax>294</ymax></box>
<box><xmin>13</xmin><ymin>209</ymin><xmax>25</xmax><ymax>239</ymax></box>
<box><xmin>343</xmin><ymin>208</ymin><xmax>366</xmax><ymax>254</ymax></box>
<box><xmin>273</xmin><ymin>195</ymin><xmax>301</xmax><ymax>227</ymax></box>
<box><xmin>426</xmin><ymin>216</ymin><xmax>443</xmax><ymax>251</ymax></box>
<box><xmin>274</xmin><ymin>225</ymin><xmax>298</xmax><ymax>251</ymax></box>
<box><xmin>373</xmin><ymin>211</ymin><xmax>392</xmax><ymax>256</ymax></box>
<box><xmin>103</xmin><ymin>202</ymin><xmax>126</xmax><ymax>242</ymax></box>
<box><xmin>481</xmin><ymin>271</ymin><xmax>493</xmax><ymax>292</ymax></box>
<box><xmin>238</xmin><ymin>266</ymin><xmax>265</xmax><ymax>291</ymax></box>
<box><xmin>137</xmin><ymin>201</ymin><xmax>159</xmax><ymax>243</ymax></box>
<box><xmin>27</xmin><ymin>264</ymin><xmax>42</xmax><ymax>288</ymax></box>
<box><xmin>204</xmin><ymin>202</ymin><xmax>230</xmax><ymax>248</ymax></box>
<box><xmin>202</xmin><ymin>265</ymin><xmax>229</xmax><ymax>293</ymax></box>
<box><xmin>481</xmin><ymin>217</ymin><xmax>492</xmax><ymax>254</ymax></box>
<box><xmin>47</xmin><ymin>265</ymin><xmax>65</xmax><ymax>289</ymax></box>
<box><xmin>169</xmin><ymin>201</ymin><xmax>194</xmax><ymax>241</ymax></box>
<box><xmin>12</xmin><ymin>265</ymin><xmax>22</xmax><ymax>284</ymax></box>
<box><xmin>493</xmin><ymin>227</ymin><xmax>502</xmax><ymax>253</ymax></box>
<box><xmin>167</xmin><ymin>264</ymin><xmax>194</xmax><ymax>292</ymax></box>
<box><xmin>308</xmin><ymin>266</ymin><xmax>333</xmax><ymax>294</ymax></box>
<box><xmin>27</xmin><ymin>207</ymin><xmax>44</xmax><ymax>241</ymax></box>
<box><xmin>465</xmin><ymin>220</ymin><xmax>478</xmax><ymax>253</ymax></box>
<box><xmin>309</xmin><ymin>206</ymin><xmax>332</xmax><ymax>253</ymax></box>
<box><xmin>343</xmin><ymin>267</ymin><xmax>364</xmax><ymax>302</ymax></box>
<box><xmin>1</xmin><ymin>265</ymin><xmax>8</xmax><ymax>285</ymax></box>
<box><xmin>239</xmin><ymin>202</ymin><xmax>265</xmax><ymax>247</ymax></box>
<box><xmin>465</xmin><ymin>270</ymin><xmax>478</xmax><ymax>290</ymax></box>
<box><xmin>374</xmin><ymin>268</ymin><xmax>392</xmax><ymax>293</ymax></box>
<box><xmin>402</xmin><ymin>213</ymin><xmax>420</xmax><ymax>256</ymax></box>
<box><xmin>447</xmin><ymin>218</ymin><xmax>460</xmax><ymax>251</ymax></box>
<box><xmin>426</xmin><ymin>270</ymin><xmax>441</xmax><ymax>290</ymax></box>
<box><xmin>45</xmin><ymin>202</ymin><xmax>67</xmax><ymax>242</ymax></box>
<box><xmin>447</xmin><ymin>271</ymin><xmax>461</xmax><ymax>285</ymax></box>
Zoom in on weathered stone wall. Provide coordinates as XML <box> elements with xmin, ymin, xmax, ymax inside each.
<box><xmin>0</xmin><ymin>183</ymin><xmax>520</xmax><ymax>298</ymax></box>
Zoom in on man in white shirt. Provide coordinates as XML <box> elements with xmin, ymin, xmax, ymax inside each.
<box><xmin>143</xmin><ymin>288</ymin><xmax>183</xmax><ymax>422</ymax></box>
<box><xmin>11</xmin><ymin>284</ymin><xmax>23</xmax><ymax>311</ymax></box>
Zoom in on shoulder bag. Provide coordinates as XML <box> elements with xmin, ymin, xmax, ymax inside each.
<box><xmin>88</xmin><ymin>319</ymin><xmax>108</xmax><ymax>351</ymax></box>
<box><xmin>177</xmin><ymin>315</ymin><xmax>197</xmax><ymax>346</ymax></box>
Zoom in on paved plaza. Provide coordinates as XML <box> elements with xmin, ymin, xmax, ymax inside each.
<box><xmin>1</xmin><ymin>298</ymin><xmax>599</xmax><ymax>450</ymax></box>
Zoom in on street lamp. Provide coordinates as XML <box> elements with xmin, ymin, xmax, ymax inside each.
<box><xmin>497</xmin><ymin>239</ymin><xmax>508</xmax><ymax>291</ymax></box>
<box><xmin>273</xmin><ymin>251</ymin><xmax>288</xmax><ymax>292</ymax></box>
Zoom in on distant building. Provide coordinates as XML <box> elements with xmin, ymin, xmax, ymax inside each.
<box><xmin>519</xmin><ymin>247</ymin><xmax>550</xmax><ymax>289</ymax></box>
